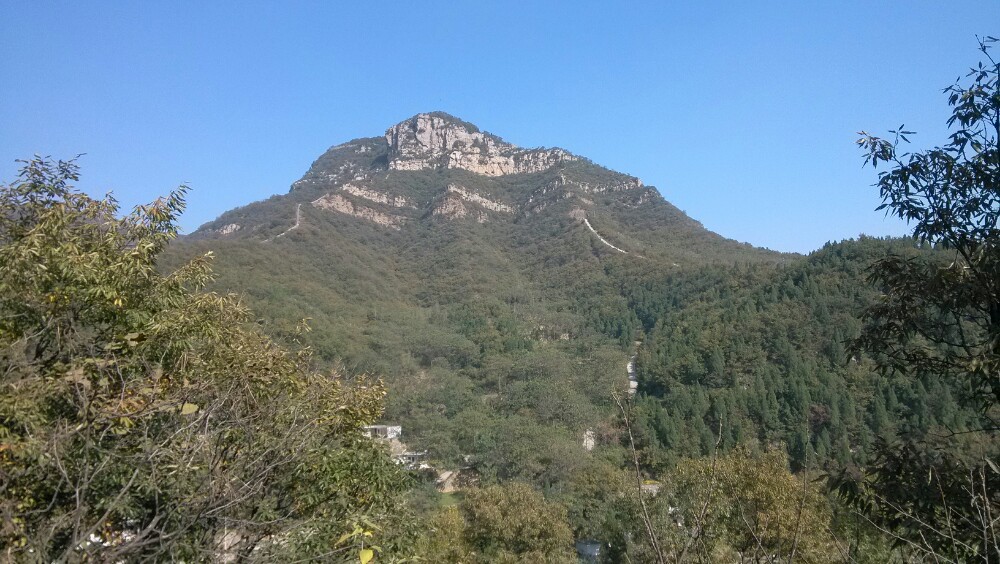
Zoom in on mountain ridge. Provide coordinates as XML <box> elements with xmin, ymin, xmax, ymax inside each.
<box><xmin>192</xmin><ymin>112</ymin><xmax>779</xmax><ymax>267</ymax></box>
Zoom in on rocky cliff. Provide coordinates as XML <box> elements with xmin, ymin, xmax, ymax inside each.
<box><xmin>384</xmin><ymin>113</ymin><xmax>576</xmax><ymax>176</ymax></box>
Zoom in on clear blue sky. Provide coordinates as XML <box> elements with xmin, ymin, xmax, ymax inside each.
<box><xmin>1</xmin><ymin>1</ymin><xmax>995</xmax><ymax>253</ymax></box>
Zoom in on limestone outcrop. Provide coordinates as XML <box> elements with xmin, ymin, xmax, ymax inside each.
<box><xmin>199</xmin><ymin>112</ymin><xmax>670</xmax><ymax>239</ymax></box>
<box><xmin>431</xmin><ymin>184</ymin><xmax>514</xmax><ymax>223</ymax></box>
<box><xmin>385</xmin><ymin>113</ymin><xmax>576</xmax><ymax>176</ymax></box>
<box><xmin>214</xmin><ymin>223</ymin><xmax>241</xmax><ymax>236</ymax></box>
<box><xmin>445</xmin><ymin>185</ymin><xmax>513</xmax><ymax>214</ymax></box>
<box><xmin>341</xmin><ymin>183</ymin><xmax>415</xmax><ymax>208</ymax></box>
<box><xmin>312</xmin><ymin>193</ymin><xmax>405</xmax><ymax>230</ymax></box>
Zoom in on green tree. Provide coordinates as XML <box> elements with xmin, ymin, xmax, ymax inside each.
<box><xmin>837</xmin><ymin>37</ymin><xmax>1000</xmax><ymax>560</ymax></box>
<box><xmin>855</xmin><ymin>36</ymin><xmax>1000</xmax><ymax>414</ymax></box>
<box><xmin>0</xmin><ymin>158</ymin><xmax>409</xmax><ymax>561</ymax></box>
<box><xmin>460</xmin><ymin>482</ymin><xmax>576</xmax><ymax>563</ymax></box>
<box><xmin>668</xmin><ymin>448</ymin><xmax>841</xmax><ymax>563</ymax></box>
<box><xmin>415</xmin><ymin>506</ymin><xmax>472</xmax><ymax>562</ymax></box>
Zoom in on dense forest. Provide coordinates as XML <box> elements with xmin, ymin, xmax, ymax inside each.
<box><xmin>629</xmin><ymin>237</ymin><xmax>975</xmax><ymax>471</ymax></box>
<box><xmin>2</xmin><ymin>39</ymin><xmax>998</xmax><ymax>563</ymax></box>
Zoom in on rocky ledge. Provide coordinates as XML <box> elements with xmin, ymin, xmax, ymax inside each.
<box><xmin>385</xmin><ymin>113</ymin><xmax>576</xmax><ymax>176</ymax></box>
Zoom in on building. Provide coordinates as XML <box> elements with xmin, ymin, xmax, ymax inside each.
<box><xmin>361</xmin><ymin>425</ymin><xmax>402</xmax><ymax>440</ymax></box>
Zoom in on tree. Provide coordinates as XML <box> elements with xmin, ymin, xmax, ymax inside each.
<box><xmin>415</xmin><ymin>506</ymin><xmax>472</xmax><ymax>562</ymax></box>
<box><xmin>0</xmin><ymin>157</ymin><xmax>409</xmax><ymax>561</ymax></box>
<box><xmin>855</xmin><ymin>36</ymin><xmax>1000</xmax><ymax>416</ymax></box>
<box><xmin>459</xmin><ymin>482</ymin><xmax>576</xmax><ymax>563</ymax></box>
<box><xmin>837</xmin><ymin>37</ymin><xmax>1000</xmax><ymax>560</ymax></box>
<box><xmin>666</xmin><ymin>448</ymin><xmax>841</xmax><ymax>563</ymax></box>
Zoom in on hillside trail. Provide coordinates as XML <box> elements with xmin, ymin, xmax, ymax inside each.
<box><xmin>586</xmin><ymin>340</ymin><xmax>643</xmax><ymax>450</ymax></box>
<box><xmin>581</xmin><ymin>215</ymin><xmax>646</xmax><ymax>259</ymax></box>
<box><xmin>264</xmin><ymin>203</ymin><xmax>303</xmax><ymax>242</ymax></box>
<box><xmin>582</xmin><ymin>217</ymin><xmax>628</xmax><ymax>254</ymax></box>
<box><xmin>581</xmin><ymin>213</ymin><xmax>646</xmax><ymax>397</ymax></box>
<box><xmin>579</xmin><ymin>213</ymin><xmax>647</xmax><ymax>450</ymax></box>
<box><xmin>627</xmin><ymin>342</ymin><xmax>640</xmax><ymax>396</ymax></box>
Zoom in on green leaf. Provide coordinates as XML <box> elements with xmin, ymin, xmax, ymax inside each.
<box><xmin>986</xmin><ymin>457</ymin><xmax>1000</xmax><ymax>475</ymax></box>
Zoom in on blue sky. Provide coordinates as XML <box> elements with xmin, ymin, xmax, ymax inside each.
<box><xmin>1</xmin><ymin>1</ymin><xmax>995</xmax><ymax>253</ymax></box>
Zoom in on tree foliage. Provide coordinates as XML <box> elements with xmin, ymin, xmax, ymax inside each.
<box><xmin>0</xmin><ymin>158</ymin><xmax>408</xmax><ymax>561</ymax></box>
<box><xmin>833</xmin><ymin>37</ymin><xmax>1000</xmax><ymax>561</ymax></box>
<box><xmin>856</xmin><ymin>36</ymin><xmax>1000</xmax><ymax>414</ymax></box>
<box><xmin>679</xmin><ymin>448</ymin><xmax>840</xmax><ymax>563</ymax></box>
<box><xmin>463</xmin><ymin>482</ymin><xmax>575</xmax><ymax>562</ymax></box>
<box><xmin>421</xmin><ymin>482</ymin><xmax>576</xmax><ymax>563</ymax></box>
<box><xmin>627</xmin><ymin>237</ymin><xmax>968</xmax><ymax>473</ymax></box>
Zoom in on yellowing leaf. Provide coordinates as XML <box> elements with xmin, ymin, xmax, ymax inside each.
<box><xmin>180</xmin><ymin>403</ymin><xmax>199</xmax><ymax>415</ymax></box>
<box><xmin>359</xmin><ymin>548</ymin><xmax>374</xmax><ymax>564</ymax></box>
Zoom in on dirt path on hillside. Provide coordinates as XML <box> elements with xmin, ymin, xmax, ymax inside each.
<box><xmin>582</xmin><ymin>217</ymin><xmax>629</xmax><ymax>254</ymax></box>
<box><xmin>264</xmin><ymin>203</ymin><xmax>303</xmax><ymax>242</ymax></box>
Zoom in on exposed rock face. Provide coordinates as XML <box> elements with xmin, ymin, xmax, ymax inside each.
<box><xmin>432</xmin><ymin>196</ymin><xmax>471</xmax><ymax>221</ymax></box>
<box><xmin>385</xmin><ymin>113</ymin><xmax>576</xmax><ymax>176</ymax></box>
<box><xmin>523</xmin><ymin>172</ymin><xmax>648</xmax><ymax>215</ymax></box>
<box><xmin>445</xmin><ymin>185</ymin><xmax>513</xmax><ymax>214</ymax></box>
<box><xmin>546</xmin><ymin>172</ymin><xmax>643</xmax><ymax>194</ymax></box>
<box><xmin>432</xmin><ymin>184</ymin><xmax>513</xmax><ymax>223</ymax></box>
<box><xmin>288</xmin><ymin>138</ymin><xmax>387</xmax><ymax>193</ymax></box>
<box><xmin>629</xmin><ymin>188</ymin><xmax>659</xmax><ymax>207</ymax></box>
<box><xmin>341</xmin><ymin>183</ymin><xmax>415</xmax><ymax>208</ymax></box>
<box><xmin>311</xmin><ymin>193</ymin><xmax>405</xmax><ymax>230</ymax></box>
<box><xmin>215</xmin><ymin>223</ymin><xmax>241</xmax><ymax>236</ymax></box>
<box><xmin>198</xmin><ymin>112</ymin><xmax>669</xmax><ymax>239</ymax></box>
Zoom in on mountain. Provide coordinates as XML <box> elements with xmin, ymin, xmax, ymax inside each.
<box><xmin>160</xmin><ymin>112</ymin><xmax>981</xmax><ymax>556</ymax></box>
<box><xmin>164</xmin><ymin>112</ymin><xmax>798</xmax><ymax>482</ymax></box>
<box><xmin>190</xmin><ymin>111</ymin><xmax>776</xmax><ymax>263</ymax></box>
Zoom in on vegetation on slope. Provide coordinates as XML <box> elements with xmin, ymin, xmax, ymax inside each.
<box><xmin>0</xmin><ymin>158</ymin><xmax>411</xmax><ymax>562</ymax></box>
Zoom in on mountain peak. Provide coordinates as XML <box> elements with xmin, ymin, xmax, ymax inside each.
<box><xmin>385</xmin><ymin>112</ymin><xmax>576</xmax><ymax>176</ymax></box>
<box><xmin>393</xmin><ymin>112</ymin><xmax>486</xmax><ymax>136</ymax></box>
<box><xmin>195</xmin><ymin>111</ymin><xmax>775</xmax><ymax>268</ymax></box>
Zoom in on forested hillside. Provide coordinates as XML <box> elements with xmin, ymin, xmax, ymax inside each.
<box><xmin>158</xmin><ymin>113</ymin><xmax>790</xmax><ymax>487</ymax></box>
<box><xmin>629</xmin><ymin>237</ymin><xmax>975</xmax><ymax>471</ymax></box>
<box><xmin>165</xmin><ymin>113</ymin><xmax>977</xmax><ymax>488</ymax></box>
